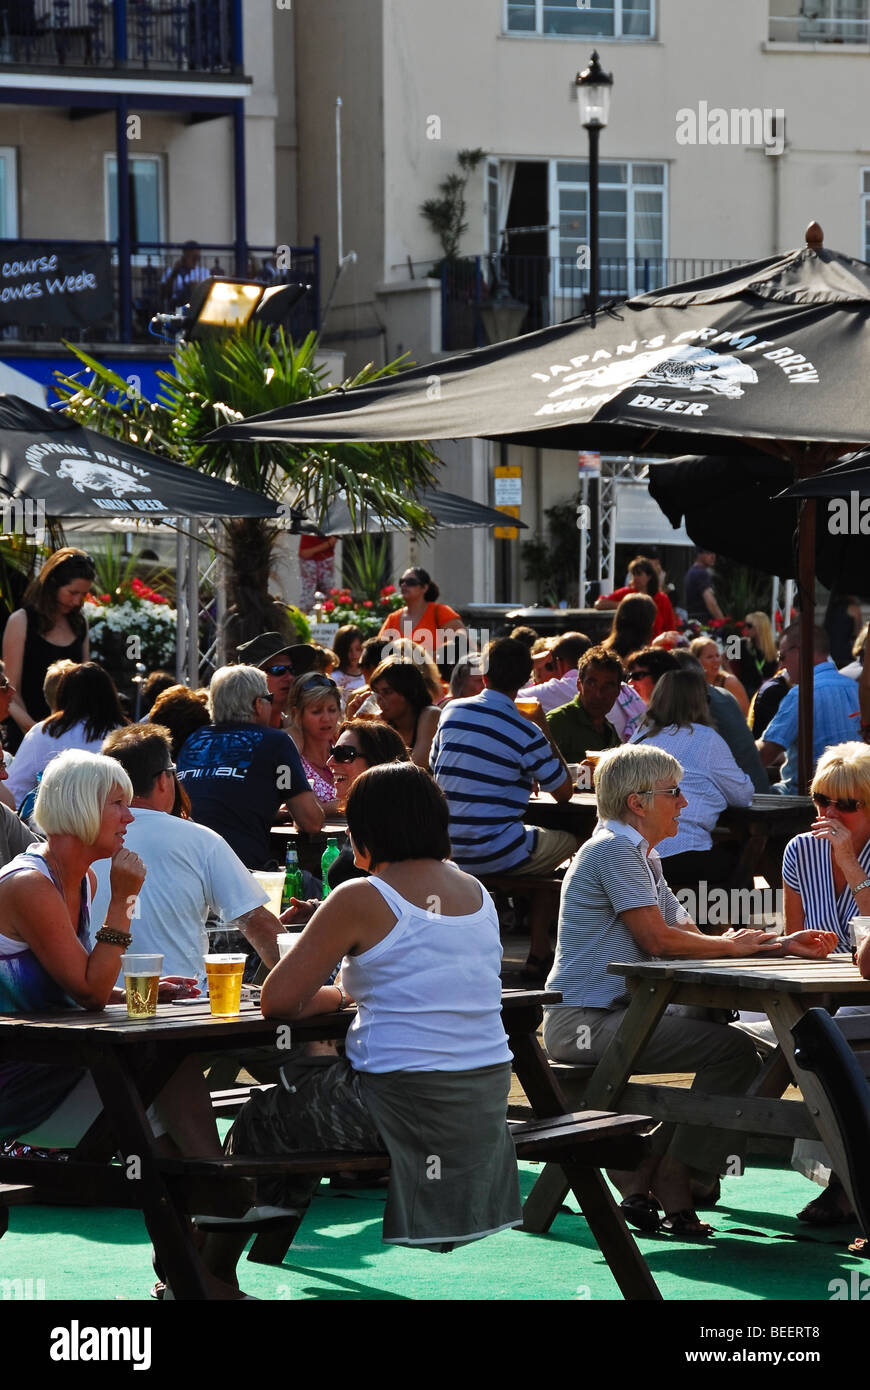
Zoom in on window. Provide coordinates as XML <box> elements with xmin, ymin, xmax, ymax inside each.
<box><xmin>0</xmin><ymin>148</ymin><xmax>18</xmax><ymax>238</ymax></box>
<box><xmin>506</xmin><ymin>0</ymin><xmax>653</xmax><ymax>39</ymax></box>
<box><xmin>486</xmin><ymin>158</ymin><xmax>500</xmax><ymax>255</ymax></box>
<box><xmin>770</xmin><ymin>0</ymin><xmax>869</xmax><ymax>43</ymax></box>
<box><xmin>862</xmin><ymin>170</ymin><xmax>870</xmax><ymax>260</ymax></box>
<box><xmin>553</xmin><ymin>160</ymin><xmax>665</xmax><ymax>297</ymax></box>
<box><xmin>105</xmin><ymin>155</ymin><xmax>164</xmax><ymax>246</ymax></box>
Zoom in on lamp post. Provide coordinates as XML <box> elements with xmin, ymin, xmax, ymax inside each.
<box><xmin>576</xmin><ymin>50</ymin><xmax>613</xmax><ymax>320</ymax></box>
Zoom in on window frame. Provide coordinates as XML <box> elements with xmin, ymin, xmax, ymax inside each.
<box><xmin>549</xmin><ymin>158</ymin><xmax>667</xmax><ymax>298</ymax></box>
<box><xmin>0</xmin><ymin>147</ymin><xmax>19</xmax><ymax>239</ymax></box>
<box><xmin>103</xmin><ymin>152</ymin><xmax>165</xmax><ymax>260</ymax></box>
<box><xmin>860</xmin><ymin>167</ymin><xmax>870</xmax><ymax>261</ymax></box>
<box><xmin>503</xmin><ymin>0</ymin><xmax>656</xmax><ymax>40</ymax></box>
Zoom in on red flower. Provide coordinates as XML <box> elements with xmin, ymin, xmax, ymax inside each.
<box><xmin>323</xmin><ymin>600</ymin><xmax>335</xmax><ymax>612</ymax></box>
<box><xmin>362</xmin><ymin>600</ymin><xmax>373</xmax><ymax>608</ymax></box>
<box><xmin>98</xmin><ymin>593</ymin><xmax>111</xmax><ymax>604</ymax></box>
<box><xmin>329</xmin><ymin>587</ymin><xmax>341</xmax><ymax>595</ymax></box>
<box><xmin>381</xmin><ymin>585</ymin><xmax>396</xmax><ymax>596</ymax></box>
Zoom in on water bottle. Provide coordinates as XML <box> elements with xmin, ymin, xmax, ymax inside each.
<box><xmin>320</xmin><ymin>837</ymin><xmax>341</xmax><ymax>897</ymax></box>
<box><xmin>281</xmin><ymin>845</ymin><xmax>304</xmax><ymax>912</ymax></box>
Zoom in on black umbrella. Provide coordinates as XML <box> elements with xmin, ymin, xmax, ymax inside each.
<box><xmin>207</xmin><ymin>228</ymin><xmax>870</xmax><ymax>787</ymax></box>
<box><xmin>0</xmin><ymin>395</ymin><xmax>282</xmax><ymax>520</ymax></box>
<box><xmin>207</xmin><ymin>236</ymin><xmax>870</xmax><ymax>458</ymax></box>
<box><xmin>647</xmin><ymin>450</ymin><xmax>870</xmax><ymax>597</ymax></box>
<box><xmin>320</xmin><ymin>487</ymin><xmax>527</xmax><ymax>535</ymax></box>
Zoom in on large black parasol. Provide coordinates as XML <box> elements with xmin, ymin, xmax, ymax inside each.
<box><xmin>647</xmin><ymin>449</ymin><xmax>870</xmax><ymax>597</ymax></box>
<box><xmin>207</xmin><ymin>227</ymin><xmax>870</xmax><ymax>787</ymax></box>
<box><xmin>0</xmin><ymin>395</ymin><xmax>282</xmax><ymax>521</ymax></box>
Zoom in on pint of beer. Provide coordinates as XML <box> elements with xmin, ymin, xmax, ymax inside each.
<box><xmin>121</xmin><ymin>954</ymin><xmax>163</xmax><ymax>1020</ymax></box>
<box><xmin>204</xmin><ymin>954</ymin><xmax>247</xmax><ymax>1016</ymax></box>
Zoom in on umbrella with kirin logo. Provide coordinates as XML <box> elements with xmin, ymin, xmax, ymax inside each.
<box><xmin>207</xmin><ymin>224</ymin><xmax>870</xmax><ymax>788</ymax></box>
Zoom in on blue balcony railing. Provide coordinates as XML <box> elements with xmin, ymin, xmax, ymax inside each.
<box><xmin>0</xmin><ymin>0</ymin><xmax>242</xmax><ymax>73</ymax></box>
<box><xmin>0</xmin><ymin>238</ymin><xmax>320</xmax><ymax>344</ymax></box>
<box><xmin>437</xmin><ymin>254</ymin><xmax>751</xmax><ymax>351</ymax></box>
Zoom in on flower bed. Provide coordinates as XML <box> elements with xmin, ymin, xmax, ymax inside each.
<box><xmin>319</xmin><ymin>586</ymin><xmax>403</xmax><ymax>636</ymax></box>
<box><xmin>84</xmin><ymin>579</ymin><xmax>177</xmax><ymax>670</ymax></box>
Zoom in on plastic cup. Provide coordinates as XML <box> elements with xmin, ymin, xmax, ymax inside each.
<box><xmin>566</xmin><ymin>762</ymin><xmax>581</xmax><ymax>788</ymax></box>
<box><xmin>849</xmin><ymin>917</ymin><xmax>870</xmax><ymax>956</ymax></box>
<box><xmin>515</xmin><ymin>699</ymin><xmax>539</xmax><ymax>716</ymax></box>
<box><xmin>121</xmin><ymin>953</ymin><xmax>163</xmax><ymax>1020</ymax></box>
<box><xmin>277</xmin><ymin>931</ymin><xmax>303</xmax><ymax>959</ymax></box>
<box><xmin>252</xmin><ymin>870</ymin><xmax>285</xmax><ymax>917</ymax></box>
<box><xmin>204</xmin><ymin>954</ymin><xmax>246</xmax><ymax>1016</ymax></box>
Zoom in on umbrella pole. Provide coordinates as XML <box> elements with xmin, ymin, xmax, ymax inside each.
<box><xmin>797</xmin><ymin>498</ymin><xmax>816</xmax><ymax>794</ymax></box>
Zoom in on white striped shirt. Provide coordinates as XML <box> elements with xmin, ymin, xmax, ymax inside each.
<box><xmin>782</xmin><ymin>832</ymin><xmax>870</xmax><ymax>951</ymax></box>
<box><xmin>431</xmin><ymin>689</ymin><xmax>566</xmax><ymax>873</ymax></box>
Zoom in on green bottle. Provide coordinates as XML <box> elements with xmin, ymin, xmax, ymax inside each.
<box><xmin>281</xmin><ymin>845</ymin><xmax>304</xmax><ymax>912</ymax></box>
<box><xmin>320</xmin><ymin>837</ymin><xmax>341</xmax><ymax>898</ymax></box>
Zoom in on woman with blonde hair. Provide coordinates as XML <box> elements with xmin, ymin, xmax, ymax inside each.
<box><xmin>738</xmin><ymin>611</ymin><xmax>779</xmax><ymax>696</ymax></box>
<box><xmin>287</xmin><ymin>672</ymin><xmax>342</xmax><ymax>811</ymax></box>
<box><xmin>689</xmin><ymin>636</ymin><xmax>750</xmax><ymax>716</ymax></box>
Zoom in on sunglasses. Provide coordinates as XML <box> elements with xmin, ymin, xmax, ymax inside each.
<box><xmin>265</xmin><ymin>664</ymin><xmax>293</xmax><ymax>677</ymax></box>
<box><xmin>812</xmin><ymin>793</ymin><xmax>864</xmax><ymax>813</ymax></box>
<box><xmin>298</xmin><ymin>674</ymin><xmax>338</xmax><ymax>691</ymax></box>
<box><xmin>627</xmin><ymin>670</ymin><xmax>651</xmax><ymax>682</ymax></box>
<box><xmin>256</xmin><ymin>691</ymin><xmax>275</xmax><ymax>704</ymax></box>
<box><xmin>646</xmin><ymin>786</ymin><xmax>682</xmax><ymax>798</ymax></box>
<box><xmin>329</xmin><ymin>744</ymin><xmax>362</xmax><ymax>764</ymax></box>
<box><xmin>399</xmin><ymin>578</ymin><xmax>422</xmax><ymax>588</ymax></box>
<box><xmin>160</xmin><ymin>762</ymin><xmax>176</xmax><ymax>776</ymax></box>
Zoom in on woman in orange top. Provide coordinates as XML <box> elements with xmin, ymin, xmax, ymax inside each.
<box><xmin>377</xmin><ymin>567</ymin><xmax>467</xmax><ymax>663</ymax></box>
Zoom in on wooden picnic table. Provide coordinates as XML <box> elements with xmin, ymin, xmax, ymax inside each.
<box><xmin>524</xmin><ymin>955</ymin><xmax>870</xmax><ymax>1232</ymax></box>
<box><xmin>270</xmin><ymin>817</ymin><xmax>347</xmax><ymax>876</ymax></box>
<box><xmin>524</xmin><ymin>791</ymin><xmax>815</xmax><ymax>890</ymax></box>
<box><xmin>0</xmin><ymin>988</ymin><xmax>659</xmax><ymax>1301</ymax></box>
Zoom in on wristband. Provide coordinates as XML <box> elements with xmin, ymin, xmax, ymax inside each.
<box><xmin>334</xmin><ymin>981</ymin><xmax>348</xmax><ymax>1010</ymax></box>
<box><xmin>850</xmin><ymin>878</ymin><xmax>870</xmax><ymax>896</ymax></box>
<box><xmin>94</xmin><ymin>926</ymin><xmax>133</xmax><ymax>948</ymax></box>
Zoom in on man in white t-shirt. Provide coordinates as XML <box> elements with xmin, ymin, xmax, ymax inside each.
<box><xmin>91</xmin><ymin>725</ymin><xmax>283</xmax><ymax>984</ymax></box>
<box><xmin>515</xmin><ymin>632</ymin><xmax>591</xmax><ymax>714</ymax></box>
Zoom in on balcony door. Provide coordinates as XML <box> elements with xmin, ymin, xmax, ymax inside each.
<box><xmin>105</xmin><ymin>154</ymin><xmax>165</xmax><ymax>256</ymax></box>
<box><xmin>0</xmin><ymin>148</ymin><xmax>18</xmax><ymax>238</ymax></box>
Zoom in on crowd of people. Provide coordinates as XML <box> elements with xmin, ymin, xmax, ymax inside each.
<box><xmin>0</xmin><ymin>544</ymin><xmax>868</xmax><ymax>1297</ymax></box>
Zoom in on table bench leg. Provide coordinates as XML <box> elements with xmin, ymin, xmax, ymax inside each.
<box><xmin>523</xmin><ymin>981</ymin><xmax>674</xmax><ymax>1231</ymax></box>
<box><xmin>763</xmin><ymin>994</ymin><xmax>858</xmax><ymax>1217</ymax></box>
<box><xmin>558</xmin><ymin>1162</ymin><xmax>661</xmax><ymax>1301</ymax></box>
<box><xmin>90</xmin><ymin>1055</ymin><xmax>213</xmax><ymax>1301</ymax></box>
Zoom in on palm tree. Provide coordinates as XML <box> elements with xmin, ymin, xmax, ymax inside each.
<box><xmin>53</xmin><ymin>327</ymin><xmax>440</xmax><ymax>650</ymax></box>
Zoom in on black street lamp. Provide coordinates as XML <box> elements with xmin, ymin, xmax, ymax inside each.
<box><xmin>576</xmin><ymin>51</ymin><xmax>614</xmax><ymax>320</ymax></box>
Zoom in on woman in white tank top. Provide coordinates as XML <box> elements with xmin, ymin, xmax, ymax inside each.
<box><xmin>205</xmin><ymin>763</ymin><xmax>522</xmax><ymax>1285</ymax></box>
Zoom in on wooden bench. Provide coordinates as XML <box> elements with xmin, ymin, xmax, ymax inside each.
<box><xmin>480</xmin><ymin>873</ymin><xmax>565</xmax><ymax>934</ymax></box>
<box><xmin>233</xmin><ymin>1108</ymin><xmax>655</xmax><ymax>1299</ymax></box>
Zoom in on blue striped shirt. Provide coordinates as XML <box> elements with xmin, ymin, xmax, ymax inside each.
<box><xmin>430</xmin><ymin>689</ymin><xmax>566</xmax><ymax>873</ymax></box>
<box><xmin>782</xmin><ymin>831</ymin><xmax>870</xmax><ymax>951</ymax></box>
<box><xmin>764</xmin><ymin>661</ymin><xmax>860</xmax><ymax>794</ymax></box>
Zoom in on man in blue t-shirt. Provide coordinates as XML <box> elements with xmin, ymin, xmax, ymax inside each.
<box><xmin>177</xmin><ymin>665</ymin><xmax>323</xmax><ymax>868</ymax></box>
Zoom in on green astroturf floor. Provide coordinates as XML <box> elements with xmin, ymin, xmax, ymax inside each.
<box><xmin>0</xmin><ymin>1159</ymin><xmax>863</xmax><ymax>1302</ymax></box>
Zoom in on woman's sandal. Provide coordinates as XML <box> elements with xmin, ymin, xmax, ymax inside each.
<box><xmin>660</xmin><ymin>1208</ymin><xmax>714</xmax><ymax>1240</ymax></box>
<box><xmin>619</xmin><ymin>1194</ymin><xmax>661</xmax><ymax>1233</ymax></box>
<box><xmin>796</xmin><ymin>1183</ymin><xmax>855</xmax><ymax>1227</ymax></box>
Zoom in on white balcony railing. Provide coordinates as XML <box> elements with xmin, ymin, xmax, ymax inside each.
<box><xmin>769</xmin><ymin>3</ymin><xmax>869</xmax><ymax>44</ymax></box>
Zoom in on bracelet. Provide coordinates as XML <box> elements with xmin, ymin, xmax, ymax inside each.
<box><xmin>850</xmin><ymin>878</ymin><xmax>870</xmax><ymax>896</ymax></box>
<box><xmin>334</xmin><ymin>981</ymin><xmax>348</xmax><ymax>1010</ymax></box>
<box><xmin>94</xmin><ymin>926</ymin><xmax>133</xmax><ymax>948</ymax></box>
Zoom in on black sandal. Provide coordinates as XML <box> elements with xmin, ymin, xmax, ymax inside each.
<box><xmin>660</xmin><ymin>1208</ymin><xmax>714</xmax><ymax>1240</ymax></box>
<box><xmin>619</xmin><ymin>1194</ymin><xmax>661</xmax><ymax>1233</ymax></box>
